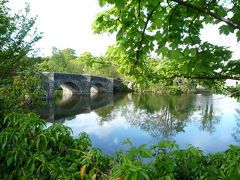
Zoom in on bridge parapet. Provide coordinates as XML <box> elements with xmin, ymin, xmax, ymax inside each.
<box><xmin>41</xmin><ymin>72</ymin><xmax>123</xmax><ymax>98</ymax></box>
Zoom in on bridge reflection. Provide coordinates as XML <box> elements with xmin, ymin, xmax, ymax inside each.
<box><xmin>36</xmin><ymin>93</ymin><xmax>125</xmax><ymax>122</ymax></box>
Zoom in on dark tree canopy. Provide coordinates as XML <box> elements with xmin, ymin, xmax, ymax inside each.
<box><xmin>93</xmin><ymin>0</ymin><xmax>240</xmax><ymax>85</ymax></box>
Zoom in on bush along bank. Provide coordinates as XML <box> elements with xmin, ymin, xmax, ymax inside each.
<box><xmin>130</xmin><ymin>77</ymin><xmax>214</xmax><ymax>95</ymax></box>
<box><xmin>0</xmin><ymin>112</ymin><xmax>240</xmax><ymax>179</ymax></box>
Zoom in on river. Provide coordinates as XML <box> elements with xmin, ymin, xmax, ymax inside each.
<box><xmin>37</xmin><ymin>93</ymin><xmax>240</xmax><ymax>155</ymax></box>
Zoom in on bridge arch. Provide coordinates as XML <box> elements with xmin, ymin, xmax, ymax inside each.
<box><xmin>57</xmin><ymin>82</ymin><xmax>80</xmax><ymax>97</ymax></box>
<box><xmin>41</xmin><ymin>72</ymin><xmax>123</xmax><ymax>98</ymax></box>
<box><xmin>90</xmin><ymin>76</ymin><xmax>114</xmax><ymax>94</ymax></box>
<box><xmin>90</xmin><ymin>82</ymin><xmax>106</xmax><ymax>94</ymax></box>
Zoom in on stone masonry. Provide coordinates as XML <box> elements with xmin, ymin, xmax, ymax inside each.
<box><xmin>41</xmin><ymin>72</ymin><xmax>123</xmax><ymax>98</ymax></box>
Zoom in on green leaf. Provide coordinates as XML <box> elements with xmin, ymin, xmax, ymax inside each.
<box><xmin>140</xmin><ymin>148</ymin><xmax>152</xmax><ymax>158</ymax></box>
<box><xmin>138</xmin><ymin>144</ymin><xmax>147</xmax><ymax>151</ymax></box>
<box><xmin>165</xmin><ymin>176</ymin><xmax>172</xmax><ymax>180</ymax></box>
<box><xmin>91</xmin><ymin>174</ymin><xmax>97</xmax><ymax>180</ymax></box>
<box><xmin>6</xmin><ymin>156</ymin><xmax>13</xmax><ymax>167</ymax></box>
<box><xmin>158</xmin><ymin>47</ymin><xmax>169</xmax><ymax>56</ymax></box>
<box><xmin>122</xmin><ymin>138</ymin><xmax>133</xmax><ymax>146</ymax></box>
<box><xmin>150</xmin><ymin>0</ymin><xmax>160</xmax><ymax>7</ymax></box>
<box><xmin>115</xmin><ymin>0</ymin><xmax>125</xmax><ymax>9</ymax></box>
<box><xmin>29</xmin><ymin>162</ymin><xmax>35</xmax><ymax>174</ymax></box>
<box><xmin>237</xmin><ymin>30</ymin><xmax>240</xmax><ymax>42</ymax></box>
<box><xmin>140</xmin><ymin>171</ymin><xmax>151</xmax><ymax>180</ymax></box>
<box><xmin>157</xmin><ymin>141</ymin><xmax>172</xmax><ymax>148</ymax></box>
<box><xmin>189</xmin><ymin>48</ymin><xmax>196</xmax><ymax>57</ymax></box>
<box><xmin>152</xmin><ymin>18</ymin><xmax>162</xmax><ymax>27</ymax></box>
<box><xmin>215</xmin><ymin>6</ymin><xmax>227</xmax><ymax>17</ymax></box>
<box><xmin>98</xmin><ymin>0</ymin><xmax>106</xmax><ymax>7</ymax></box>
<box><xmin>155</xmin><ymin>31</ymin><xmax>162</xmax><ymax>39</ymax></box>
<box><xmin>183</xmin><ymin>36</ymin><xmax>192</xmax><ymax>44</ymax></box>
<box><xmin>219</xmin><ymin>25</ymin><xmax>231</xmax><ymax>35</ymax></box>
<box><xmin>170</xmin><ymin>49</ymin><xmax>183</xmax><ymax>59</ymax></box>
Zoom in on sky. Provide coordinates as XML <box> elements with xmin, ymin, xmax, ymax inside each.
<box><xmin>8</xmin><ymin>0</ymin><xmax>240</xmax><ymax>59</ymax></box>
<box><xmin>9</xmin><ymin>0</ymin><xmax>116</xmax><ymax>57</ymax></box>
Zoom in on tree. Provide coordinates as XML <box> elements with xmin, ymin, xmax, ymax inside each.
<box><xmin>61</xmin><ymin>48</ymin><xmax>77</xmax><ymax>61</ymax></box>
<box><xmin>39</xmin><ymin>47</ymin><xmax>75</xmax><ymax>73</ymax></box>
<box><xmin>93</xmin><ymin>0</ymin><xmax>240</xmax><ymax>86</ymax></box>
<box><xmin>0</xmin><ymin>0</ymin><xmax>41</xmax><ymax>81</ymax></box>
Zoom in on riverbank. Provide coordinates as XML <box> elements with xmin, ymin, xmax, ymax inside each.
<box><xmin>133</xmin><ymin>89</ymin><xmax>213</xmax><ymax>94</ymax></box>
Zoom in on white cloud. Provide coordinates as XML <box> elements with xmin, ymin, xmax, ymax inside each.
<box><xmin>8</xmin><ymin>0</ymin><xmax>115</xmax><ymax>56</ymax></box>
<box><xmin>64</xmin><ymin>111</ymin><xmax>130</xmax><ymax>138</ymax></box>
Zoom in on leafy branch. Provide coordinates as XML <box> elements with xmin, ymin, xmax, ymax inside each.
<box><xmin>182</xmin><ymin>75</ymin><xmax>240</xmax><ymax>80</ymax></box>
<box><xmin>138</xmin><ymin>0</ymin><xmax>141</xmax><ymax>18</ymax></box>
<box><xmin>168</xmin><ymin>3</ymin><xmax>179</xmax><ymax>40</ymax></box>
<box><xmin>136</xmin><ymin>2</ymin><xmax>161</xmax><ymax>62</ymax></box>
<box><xmin>231</xmin><ymin>0</ymin><xmax>240</xmax><ymax>12</ymax></box>
<box><xmin>172</xmin><ymin>0</ymin><xmax>240</xmax><ymax>30</ymax></box>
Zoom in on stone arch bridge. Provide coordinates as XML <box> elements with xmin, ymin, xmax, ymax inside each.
<box><xmin>41</xmin><ymin>72</ymin><xmax>124</xmax><ymax>98</ymax></box>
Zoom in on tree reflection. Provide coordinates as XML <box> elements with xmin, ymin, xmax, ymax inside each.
<box><xmin>121</xmin><ymin>94</ymin><xmax>197</xmax><ymax>139</ymax></box>
<box><xmin>117</xmin><ymin>94</ymin><xmax>222</xmax><ymax>139</ymax></box>
<box><xmin>196</xmin><ymin>96</ymin><xmax>221</xmax><ymax>133</ymax></box>
<box><xmin>94</xmin><ymin>93</ymin><xmax>129</xmax><ymax>125</ymax></box>
<box><xmin>232</xmin><ymin>108</ymin><xmax>240</xmax><ymax>144</ymax></box>
<box><xmin>94</xmin><ymin>105</ymin><xmax>116</xmax><ymax>125</ymax></box>
<box><xmin>38</xmin><ymin>92</ymin><xmax>224</xmax><ymax>140</ymax></box>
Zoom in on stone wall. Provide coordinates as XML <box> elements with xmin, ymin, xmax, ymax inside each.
<box><xmin>41</xmin><ymin>72</ymin><xmax>123</xmax><ymax>98</ymax></box>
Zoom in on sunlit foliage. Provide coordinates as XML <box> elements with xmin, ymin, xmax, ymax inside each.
<box><xmin>0</xmin><ymin>0</ymin><xmax>41</xmax><ymax>81</ymax></box>
<box><xmin>93</xmin><ymin>0</ymin><xmax>240</xmax><ymax>88</ymax></box>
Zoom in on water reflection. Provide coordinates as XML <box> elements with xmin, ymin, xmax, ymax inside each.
<box><xmin>39</xmin><ymin>93</ymin><xmax>240</xmax><ymax>154</ymax></box>
<box><xmin>232</xmin><ymin>108</ymin><xmax>240</xmax><ymax>143</ymax></box>
<box><xmin>37</xmin><ymin>93</ymin><xmax>125</xmax><ymax>122</ymax></box>
<box><xmin>121</xmin><ymin>94</ymin><xmax>196</xmax><ymax>138</ymax></box>
<box><xmin>196</xmin><ymin>100</ymin><xmax>221</xmax><ymax>133</ymax></box>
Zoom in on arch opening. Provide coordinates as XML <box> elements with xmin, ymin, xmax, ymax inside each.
<box><xmin>55</xmin><ymin>82</ymin><xmax>80</xmax><ymax>103</ymax></box>
<box><xmin>90</xmin><ymin>83</ymin><xmax>105</xmax><ymax>95</ymax></box>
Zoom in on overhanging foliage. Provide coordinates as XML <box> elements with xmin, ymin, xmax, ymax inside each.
<box><xmin>93</xmin><ymin>0</ymin><xmax>240</xmax><ymax>84</ymax></box>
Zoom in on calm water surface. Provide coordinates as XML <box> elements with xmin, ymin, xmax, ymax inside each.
<box><xmin>39</xmin><ymin>93</ymin><xmax>240</xmax><ymax>155</ymax></box>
